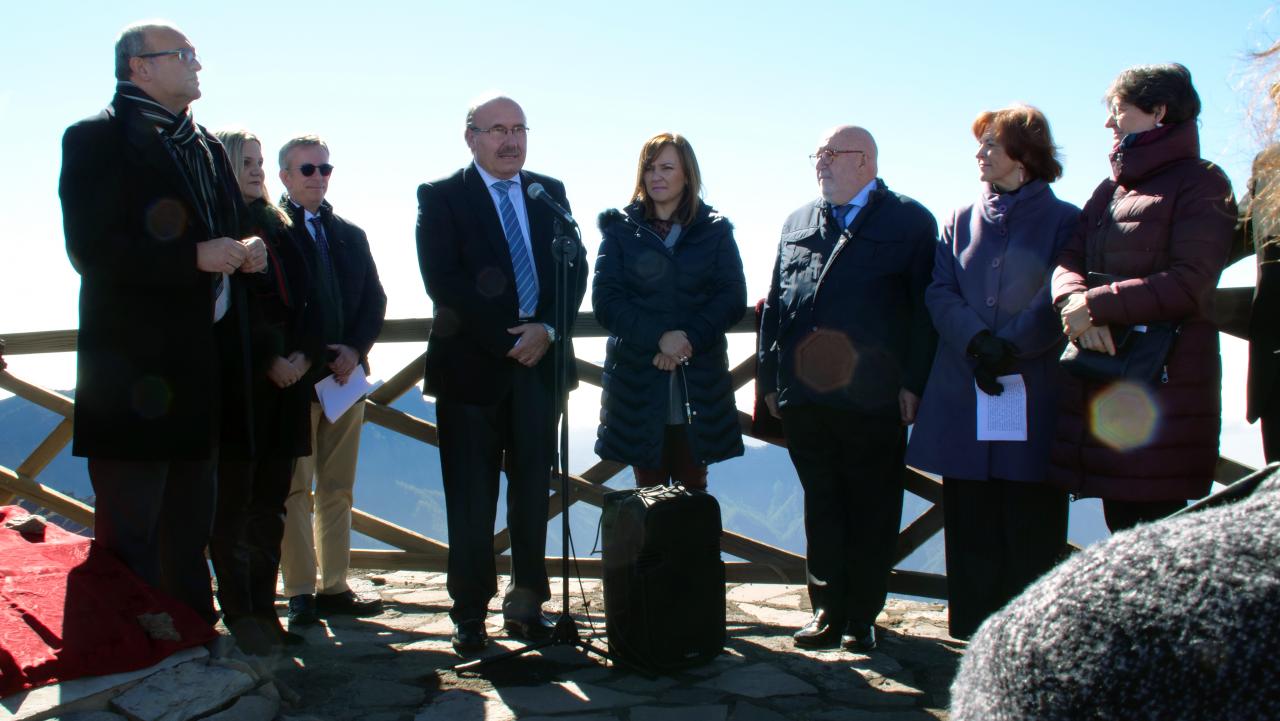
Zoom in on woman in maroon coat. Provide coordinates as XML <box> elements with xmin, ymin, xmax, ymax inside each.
<box><xmin>1052</xmin><ymin>63</ymin><xmax>1237</xmax><ymax>532</ymax></box>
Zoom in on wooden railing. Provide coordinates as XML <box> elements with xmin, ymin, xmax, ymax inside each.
<box><xmin>0</xmin><ymin>291</ymin><xmax>1261</xmax><ymax>601</ymax></box>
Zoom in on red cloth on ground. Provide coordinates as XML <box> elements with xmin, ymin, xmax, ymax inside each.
<box><xmin>0</xmin><ymin>506</ymin><xmax>216</xmax><ymax>697</ymax></box>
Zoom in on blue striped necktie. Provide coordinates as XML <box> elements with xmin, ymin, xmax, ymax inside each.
<box><xmin>309</xmin><ymin>217</ymin><xmax>338</xmax><ymax>289</ymax></box>
<box><xmin>493</xmin><ymin>180</ymin><xmax>538</xmax><ymax>316</ymax></box>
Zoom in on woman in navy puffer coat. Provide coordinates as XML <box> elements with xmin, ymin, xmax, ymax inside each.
<box><xmin>593</xmin><ymin>132</ymin><xmax>747</xmax><ymax>488</ymax></box>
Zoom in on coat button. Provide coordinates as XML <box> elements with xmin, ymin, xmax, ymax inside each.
<box><xmin>986</xmin><ymin>297</ymin><xmax>996</xmax><ymax>307</ymax></box>
<box><xmin>992</xmin><ymin>258</ymin><xmax>1001</xmax><ymax>268</ymax></box>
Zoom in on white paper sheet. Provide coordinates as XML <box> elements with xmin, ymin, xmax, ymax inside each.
<box><xmin>975</xmin><ymin>374</ymin><xmax>1027</xmax><ymax>442</ymax></box>
<box><xmin>315</xmin><ymin>371</ymin><xmax>378</xmax><ymax>423</ymax></box>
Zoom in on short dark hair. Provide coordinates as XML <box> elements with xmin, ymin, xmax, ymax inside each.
<box><xmin>1107</xmin><ymin>63</ymin><xmax>1201</xmax><ymax>124</ymax></box>
<box><xmin>631</xmin><ymin>132</ymin><xmax>703</xmax><ymax>226</ymax></box>
<box><xmin>972</xmin><ymin>105</ymin><xmax>1064</xmax><ymax>183</ymax></box>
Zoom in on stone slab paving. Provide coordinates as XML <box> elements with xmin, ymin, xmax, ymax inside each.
<box><xmin>3</xmin><ymin>570</ymin><xmax>963</xmax><ymax>720</ymax></box>
<box><xmin>261</xmin><ymin>570</ymin><xmax>963</xmax><ymax>720</ymax></box>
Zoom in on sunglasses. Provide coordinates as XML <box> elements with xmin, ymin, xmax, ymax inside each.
<box><xmin>296</xmin><ymin>163</ymin><xmax>334</xmax><ymax>177</ymax></box>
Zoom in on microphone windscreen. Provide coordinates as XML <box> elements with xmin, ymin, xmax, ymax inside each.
<box><xmin>527</xmin><ymin>182</ymin><xmax>547</xmax><ymax>200</ymax></box>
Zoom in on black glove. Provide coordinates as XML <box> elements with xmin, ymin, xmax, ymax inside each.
<box><xmin>968</xmin><ymin>331</ymin><xmax>1019</xmax><ymax>395</ymax></box>
<box><xmin>974</xmin><ymin>364</ymin><xmax>1005</xmax><ymax>396</ymax></box>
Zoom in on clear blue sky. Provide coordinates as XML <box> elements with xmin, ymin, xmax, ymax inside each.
<box><xmin>2</xmin><ymin>0</ymin><xmax>1277</xmax><ymax>464</ymax></box>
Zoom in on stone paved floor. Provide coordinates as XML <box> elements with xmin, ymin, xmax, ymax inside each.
<box><xmin>260</xmin><ymin>571</ymin><xmax>964</xmax><ymax>720</ymax></box>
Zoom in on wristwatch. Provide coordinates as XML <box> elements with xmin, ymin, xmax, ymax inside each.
<box><xmin>542</xmin><ymin>323</ymin><xmax>557</xmax><ymax>342</ymax></box>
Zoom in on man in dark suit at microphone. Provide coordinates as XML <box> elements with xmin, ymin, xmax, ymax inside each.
<box><xmin>416</xmin><ymin>95</ymin><xmax>587</xmax><ymax>654</ymax></box>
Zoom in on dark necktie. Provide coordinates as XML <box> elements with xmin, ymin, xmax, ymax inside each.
<box><xmin>310</xmin><ymin>216</ymin><xmax>337</xmax><ymax>289</ymax></box>
<box><xmin>833</xmin><ymin>203</ymin><xmax>855</xmax><ymax>230</ymax></box>
<box><xmin>493</xmin><ymin>180</ymin><xmax>538</xmax><ymax>316</ymax></box>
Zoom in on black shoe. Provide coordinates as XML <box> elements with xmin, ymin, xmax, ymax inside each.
<box><xmin>287</xmin><ymin>594</ymin><xmax>318</xmax><ymax>626</ymax></box>
<box><xmin>503</xmin><ymin>613</ymin><xmax>555</xmax><ymax>641</ymax></box>
<box><xmin>793</xmin><ymin>610</ymin><xmax>844</xmax><ymax>649</ymax></box>
<box><xmin>315</xmin><ymin>589</ymin><xmax>383</xmax><ymax>617</ymax></box>
<box><xmin>452</xmin><ymin>619</ymin><xmax>488</xmax><ymax>654</ymax></box>
<box><xmin>841</xmin><ymin>623</ymin><xmax>877</xmax><ymax>652</ymax></box>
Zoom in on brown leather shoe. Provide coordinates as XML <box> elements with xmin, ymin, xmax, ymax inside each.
<box><xmin>793</xmin><ymin>610</ymin><xmax>844</xmax><ymax>649</ymax></box>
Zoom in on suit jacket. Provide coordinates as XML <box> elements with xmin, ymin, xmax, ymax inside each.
<box><xmin>757</xmin><ymin>180</ymin><xmax>938</xmax><ymax>419</ymax></box>
<box><xmin>416</xmin><ymin>165</ymin><xmax>588</xmax><ymax>404</ymax></box>
<box><xmin>60</xmin><ymin>94</ymin><xmax>251</xmax><ymax>460</ymax></box>
<box><xmin>281</xmin><ymin>198</ymin><xmax>387</xmax><ymax>389</ymax></box>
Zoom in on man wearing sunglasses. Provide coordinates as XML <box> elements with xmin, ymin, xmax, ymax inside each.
<box><xmin>59</xmin><ymin>21</ymin><xmax>267</xmax><ymax>626</ymax></box>
<box><xmin>758</xmin><ymin>125</ymin><xmax>938</xmax><ymax>653</ymax></box>
<box><xmin>276</xmin><ymin>135</ymin><xmax>387</xmax><ymax>625</ymax></box>
<box><xmin>416</xmin><ymin>95</ymin><xmax>588</xmax><ymax>654</ymax></box>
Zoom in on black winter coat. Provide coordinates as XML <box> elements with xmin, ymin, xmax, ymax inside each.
<box><xmin>593</xmin><ymin>202</ymin><xmax>747</xmax><ymax>469</ymax></box>
<box><xmin>1246</xmin><ymin>145</ymin><xmax>1280</xmax><ymax>426</ymax></box>
<box><xmin>231</xmin><ymin>200</ymin><xmax>317</xmax><ymax>459</ymax></box>
<box><xmin>758</xmin><ymin>181</ymin><xmax>938</xmax><ymax>419</ymax></box>
<box><xmin>281</xmin><ymin>198</ymin><xmax>386</xmax><ymax>390</ymax></box>
<box><xmin>60</xmin><ymin>93</ymin><xmax>252</xmax><ymax>460</ymax></box>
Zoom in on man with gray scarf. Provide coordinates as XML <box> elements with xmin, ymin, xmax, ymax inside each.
<box><xmin>59</xmin><ymin>21</ymin><xmax>265</xmax><ymax>624</ymax></box>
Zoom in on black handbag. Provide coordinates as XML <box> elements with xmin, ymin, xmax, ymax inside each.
<box><xmin>1059</xmin><ymin>273</ymin><xmax>1179</xmax><ymax>384</ymax></box>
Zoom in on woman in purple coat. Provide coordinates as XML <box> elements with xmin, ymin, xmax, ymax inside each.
<box><xmin>1053</xmin><ymin>64</ymin><xmax>1236</xmax><ymax>533</ymax></box>
<box><xmin>907</xmin><ymin>105</ymin><xmax>1079</xmax><ymax>639</ymax></box>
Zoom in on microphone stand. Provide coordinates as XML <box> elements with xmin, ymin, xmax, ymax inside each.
<box><xmin>456</xmin><ymin>217</ymin><xmax>615</xmax><ymax>673</ymax></box>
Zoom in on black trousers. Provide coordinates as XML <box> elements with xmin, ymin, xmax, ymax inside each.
<box><xmin>781</xmin><ymin>405</ymin><xmax>905</xmax><ymax>627</ymax></box>
<box><xmin>1102</xmin><ymin>498</ymin><xmax>1186</xmax><ymax>533</ymax></box>
<box><xmin>1261</xmin><ymin>414</ymin><xmax>1280</xmax><ymax>464</ymax></box>
<box><xmin>942</xmin><ymin>476</ymin><xmax>1068</xmax><ymax>639</ymax></box>
<box><xmin>210</xmin><ymin>455</ymin><xmax>294</xmax><ymax>621</ymax></box>
<box><xmin>437</xmin><ymin>364</ymin><xmax>555</xmax><ymax>623</ymax></box>
<box><xmin>88</xmin><ymin>457</ymin><xmax>218</xmax><ymax>625</ymax></box>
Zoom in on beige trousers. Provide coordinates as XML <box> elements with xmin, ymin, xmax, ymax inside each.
<box><xmin>280</xmin><ymin>400</ymin><xmax>364</xmax><ymax>597</ymax></box>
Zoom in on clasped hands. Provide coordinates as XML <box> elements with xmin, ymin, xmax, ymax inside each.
<box><xmin>269</xmin><ymin>345</ymin><xmax>358</xmax><ymax>387</ymax></box>
<box><xmin>1059</xmin><ymin>292</ymin><xmax>1116</xmax><ymax>356</ymax></box>
<box><xmin>506</xmin><ymin>323</ymin><xmax>550</xmax><ymax>368</ymax></box>
<box><xmin>653</xmin><ymin>330</ymin><xmax>692</xmax><ymax>372</ymax></box>
<box><xmin>266</xmin><ymin>351</ymin><xmax>312</xmax><ymax>389</ymax></box>
<box><xmin>196</xmin><ymin>236</ymin><xmax>268</xmax><ymax>275</ymax></box>
<box><xmin>969</xmin><ymin>330</ymin><xmax>1019</xmax><ymax>396</ymax></box>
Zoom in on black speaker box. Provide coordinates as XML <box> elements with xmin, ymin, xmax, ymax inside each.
<box><xmin>601</xmin><ymin>484</ymin><xmax>725</xmax><ymax>672</ymax></box>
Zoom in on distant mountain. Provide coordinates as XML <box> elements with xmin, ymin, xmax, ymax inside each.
<box><xmin>0</xmin><ymin>392</ymin><xmax>1115</xmax><ymax>582</ymax></box>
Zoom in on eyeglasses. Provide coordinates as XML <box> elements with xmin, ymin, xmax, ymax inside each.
<box><xmin>809</xmin><ymin>149</ymin><xmax>865</xmax><ymax>167</ymax></box>
<box><xmin>468</xmin><ymin>125</ymin><xmax>530</xmax><ymax>138</ymax></box>
<box><xmin>294</xmin><ymin>163</ymin><xmax>334</xmax><ymax>177</ymax></box>
<box><xmin>137</xmin><ymin>48</ymin><xmax>200</xmax><ymax>66</ymax></box>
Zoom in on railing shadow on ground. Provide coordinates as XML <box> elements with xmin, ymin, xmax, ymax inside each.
<box><xmin>0</xmin><ymin>290</ymin><xmax>1261</xmax><ymax>601</ymax></box>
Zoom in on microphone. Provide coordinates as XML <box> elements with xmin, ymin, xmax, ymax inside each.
<box><xmin>527</xmin><ymin>182</ymin><xmax>577</xmax><ymax>227</ymax></box>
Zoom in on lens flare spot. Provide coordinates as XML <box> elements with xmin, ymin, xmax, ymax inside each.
<box><xmin>476</xmin><ymin>266</ymin><xmax>507</xmax><ymax>299</ymax></box>
<box><xmin>1090</xmin><ymin>381</ymin><xmax>1159</xmax><ymax>451</ymax></box>
<box><xmin>794</xmin><ymin>329</ymin><xmax>858</xmax><ymax>394</ymax></box>
<box><xmin>432</xmin><ymin>307</ymin><xmax>460</xmax><ymax>338</ymax></box>
<box><xmin>635</xmin><ymin>249</ymin><xmax>669</xmax><ymax>284</ymax></box>
<box><xmin>131</xmin><ymin>376</ymin><xmax>172</xmax><ymax>421</ymax></box>
<box><xmin>145</xmin><ymin>198</ymin><xmax>188</xmax><ymax>241</ymax></box>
